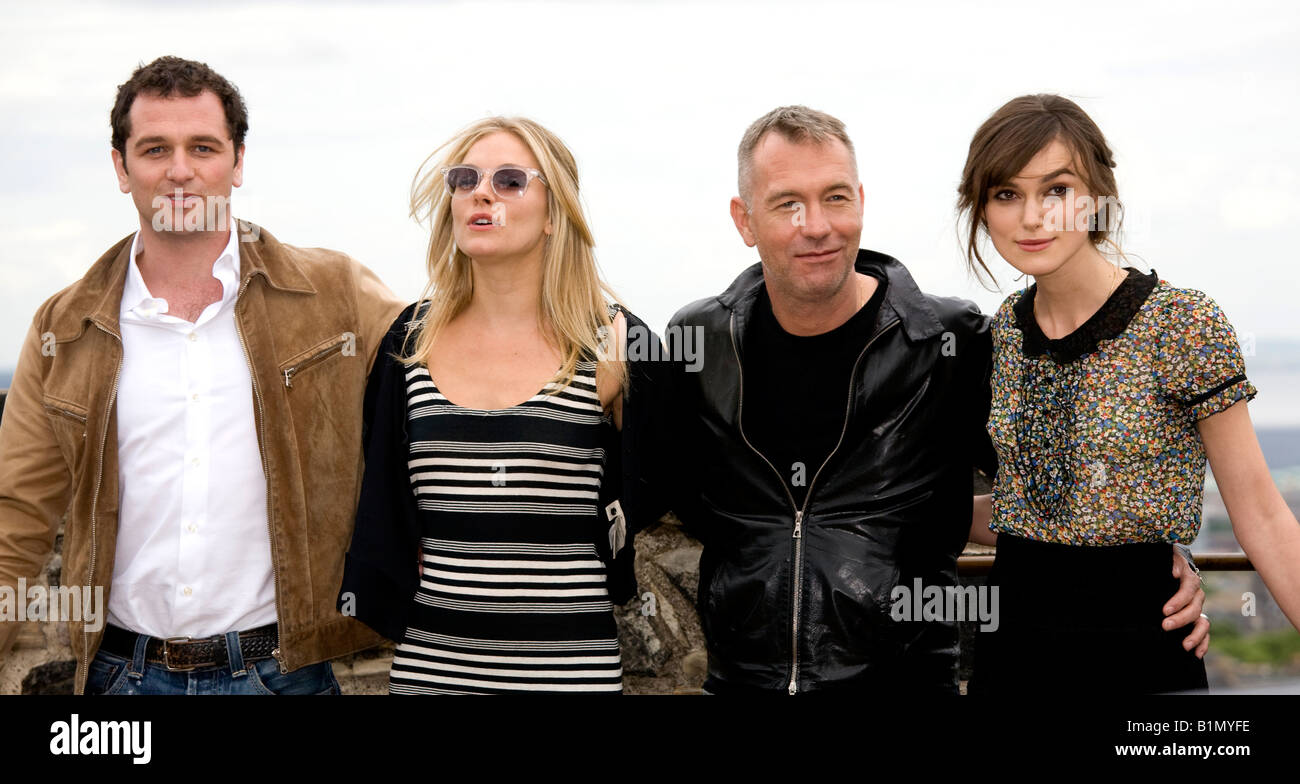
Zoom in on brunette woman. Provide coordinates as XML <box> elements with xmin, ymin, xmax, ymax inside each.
<box><xmin>959</xmin><ymin>94</ymin><xmax>1300</xmax><ymax>693</ymax></box>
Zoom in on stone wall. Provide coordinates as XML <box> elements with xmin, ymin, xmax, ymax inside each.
<box><xmin>0</xmin><ymin>529</ymin><xmax>77</xmax><ymax>695</ymax></box>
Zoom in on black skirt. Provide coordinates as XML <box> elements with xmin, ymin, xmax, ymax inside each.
<box><xmin>968</xmin><ymin>533</ymin><xmax>1208</xmax><ymax>695</ymax></box>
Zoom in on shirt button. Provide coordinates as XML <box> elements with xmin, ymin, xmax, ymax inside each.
<box><xmin>191</xmin><ymin>393</ymin><xmax>200</xmax><ymax>402</ymax></box>
<box><xmin>187</xmin><ymin>332</ymin><xmax>198</xmax><ymax>342</ymax></box>
<box><xmin>190</xmin><ymin>457</ymin><xmax>200</xmax><ymax>468</ymax></box>
<box><xmin>187</xmin><ymin>524</ymin><xmax>197</xmax><ymax>533</ymax></box>
<box><xmin>182</xmin><ymin>586</ymin><xmax>193</xmax><ymax>596</ymax></box>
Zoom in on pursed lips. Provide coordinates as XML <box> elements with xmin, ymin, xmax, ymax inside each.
<box><xmin>1016</xmin><ymin>238</ymin><xmax>1054</xmax><ymax>252</ymax></box>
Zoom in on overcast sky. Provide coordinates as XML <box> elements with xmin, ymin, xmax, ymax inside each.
<box><xmin>2</xmin><ymin>0</ymin><xmax>1297</xmax><ymax>419</ymax></box>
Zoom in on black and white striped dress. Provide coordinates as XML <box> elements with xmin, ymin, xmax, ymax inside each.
<box><xmin>388</xmin><ymin>360</ymin><xmax>623</xmax><ymax>694</ymax></box>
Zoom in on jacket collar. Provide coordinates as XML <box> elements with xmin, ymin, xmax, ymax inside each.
<box><xmin>54</xmin><ymin>220</ymin><xmax>317</xmax><ymax>340</ymax></box>
<box><xmin>716</xmin><ymin>248</ymin><xmax>946</xmax><ymax>342</ymax></box>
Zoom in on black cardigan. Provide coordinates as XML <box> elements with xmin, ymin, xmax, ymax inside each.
<box><xmin>337</xmin><ymin>302</ymin><xmax>670</xmax><ymax>642</ymax></box>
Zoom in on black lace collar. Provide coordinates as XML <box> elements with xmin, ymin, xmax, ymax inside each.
<box><xmin>1013</xmin><ymin>268</ymin><xmax>1158</xmax><ymax>364</ymax></box>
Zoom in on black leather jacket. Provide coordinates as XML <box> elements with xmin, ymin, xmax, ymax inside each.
<box><xmin>665</xmin><ymin>249</ymin><xmax>995</xmax><ymax>694</ymax></box>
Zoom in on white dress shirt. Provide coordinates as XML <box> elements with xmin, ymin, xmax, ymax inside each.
<box><xmin>106</xmin><ymin>228</ymin><xmax>277</xmax><ymax>639</ymax></box>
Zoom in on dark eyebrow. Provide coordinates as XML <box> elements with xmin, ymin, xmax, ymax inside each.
<box><xmin>132</xmin><ymin>135</ymin><xmax>226</xmax><ymax>150</ymax></box>
<box><xmin>989</xmin><ymin>168</ymin><xmax>1079</xmax><ymax>191</ymax></box>
<box><xmin>1039</xmin><ymin>167</ymin><xmax>1078</xmax><ymax>182</ymax></box>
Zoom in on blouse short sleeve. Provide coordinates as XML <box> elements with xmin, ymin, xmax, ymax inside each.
<box><xmin>1153</xmin><ymin>287</ymin><xmax>1257</xmax><ymax>421</ymax></box>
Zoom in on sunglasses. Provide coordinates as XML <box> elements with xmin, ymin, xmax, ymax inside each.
<box><xmin>442</xmin><ymin>164</ymin><xmax>548</xmax><ymax>199</ymax></box>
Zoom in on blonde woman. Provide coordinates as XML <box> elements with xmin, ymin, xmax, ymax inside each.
<box><xmin>339</xmin><ymin>118</ymin><xmax>665</xmax><ymax>694</ymax></box>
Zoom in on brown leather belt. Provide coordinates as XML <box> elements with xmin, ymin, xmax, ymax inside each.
<box><xmin>100</xmin><ymin>623</ymin><xmax>278</xmax><ymax>672</ymax></box>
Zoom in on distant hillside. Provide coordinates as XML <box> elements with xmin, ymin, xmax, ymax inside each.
<box><xmin>0</xmin><ymin>368</ymin><xmax>10</xmax><ymax>390</ymax></box>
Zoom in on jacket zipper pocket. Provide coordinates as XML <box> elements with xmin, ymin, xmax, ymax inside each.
<box><xmin>42</xmin><ymin>404</ymin><xmax>90</xmax><ymax>458</ymax></box>
<box><xmin>43</xmin><ymin>404</ymin><xmax>88</xmax><ymax>427</ymax></box>
<box><xmin>282</xmin><ymin>335</ymin><xmax>349</xmax><ymax>388</ymax></box>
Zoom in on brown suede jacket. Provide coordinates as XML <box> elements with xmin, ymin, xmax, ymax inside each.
<box><xmin>0</xmin><ymin>221</ymin><xmax>405</xmax><ymax>693</ymax></box>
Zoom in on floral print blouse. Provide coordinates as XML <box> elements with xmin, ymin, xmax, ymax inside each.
<box><xmin>988</xmin><ymin>268</ymin><xmax>1256</xmax><ymax>545</ymax></box>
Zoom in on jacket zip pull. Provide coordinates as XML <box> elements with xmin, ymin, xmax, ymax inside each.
<box><xmin>793</xmin><ymin>510</ymin><xmax>803</xmax><ymax>539</ymax></box>
<box><xmin>272</xmin><ymin>646</ymin><xmax>288</xmax><ymax>674</ymax></box>
<box><xmin>283</xmin><ymin>369</ymin><xmax>293</xmax><ymax>388</ymax></box>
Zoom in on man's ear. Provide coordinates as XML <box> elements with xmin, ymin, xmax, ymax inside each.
<box><xmin>730</xmin><ymin>196</ymin><xmax>757</xmax><ymax>247</ymax></box>
<box><xmin>112</xmin><ymin>148</ymin><xmax>130</xmax><ymax>193</ymax></box>
<box><xmin>232</xmin><ymin>144</ymin><xmax>245</xmax><ymax>188</ymax></box>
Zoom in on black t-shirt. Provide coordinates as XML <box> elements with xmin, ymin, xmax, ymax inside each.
<box><xmin>742</xmin><ymin>274</ymin><xmax>887</xmax><ymax>508</ymax></box>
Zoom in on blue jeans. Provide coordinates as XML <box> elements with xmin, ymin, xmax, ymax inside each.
<box><xmin>85</xmin><ymin>630</ymin><xmax>340</xmax><ymax>695</ymax></box>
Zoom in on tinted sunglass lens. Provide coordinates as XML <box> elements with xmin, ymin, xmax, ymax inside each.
<box><xmin>446</xmin><ymin>167</ymin><xmax>480</xmax><ymax>194</ymax></box>
<box><xmin>492</xmin><ymin>168</ymin><xmax>529</xmax><ymax>197</ymax></box>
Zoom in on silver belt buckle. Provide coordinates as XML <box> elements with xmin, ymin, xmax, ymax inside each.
<box><xmin>162</xmin><ymin>636</ymin><xmax>196</xmax><ymax>672</ymax></box>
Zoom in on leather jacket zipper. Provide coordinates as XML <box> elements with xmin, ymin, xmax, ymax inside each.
<box><xmin>83</xmin><ymin>323</ymin><xmax>123</xmax><ymax>694</ymax></box>
<box><xmin>727</xmin><ymin>313</ymin><xmax>800</xmax><ymax>692</ymax></box>
<box><xmin>234</xmin><ymin>275</ymin><xmax>287</xmax><ymax>673</ymax></box>
<box><xmin>728</xmin><ymin>312</ymin><xmax>901</xmax><ymax>695</ymax></box>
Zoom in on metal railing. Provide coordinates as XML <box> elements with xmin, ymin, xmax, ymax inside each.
<box><xmin>958</xmin><ymin>552</ymin><xmax>1253</xmax><ymax>575</ymax></box>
